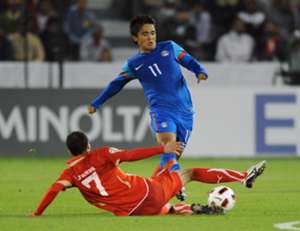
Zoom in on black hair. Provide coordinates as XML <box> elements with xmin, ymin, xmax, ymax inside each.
<box><xmin>130</xmin><ymin>15</ymin><xmax>156</xmax><ymax>36</ymax></box>
<box><xmin>66</xmin><ymin>131</ymin><xmax>89</xmax><ymax>156</ymax></box>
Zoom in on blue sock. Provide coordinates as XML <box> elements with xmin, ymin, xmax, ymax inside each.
<box><xmin>160</xmin><ymin>153</ymin><xmax>181</xmax><ymax>170</ymax></box>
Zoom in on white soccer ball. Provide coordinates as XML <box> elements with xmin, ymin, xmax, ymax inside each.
<box><xmin>207</xmin><ymin>186</ymin><xmax>236</xmax><ymax>212</ymax></box>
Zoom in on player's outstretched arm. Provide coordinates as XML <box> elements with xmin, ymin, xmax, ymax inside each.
<box><xmin>105</xmin><ymin>141</ymin><xmax>184</xmax><ymax>164</ymax></box>
<box><xmin>31</xmin><ymin>180</ymin><xmax>71</xmax><ymax>216</ymax></box>
<box><xmin>89</xmin><ymin>74</ymin><xmax>133</xmax><ymax>114</ymax></box>
<box><xmin>171</xmin><ymin>41</ymin><xmax>208</xmax><ymax>82</ymax></box>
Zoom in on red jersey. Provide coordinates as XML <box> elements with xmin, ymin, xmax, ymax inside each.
<box><xmin>57</xmin><ymin>146</ymin><xmax>164</xmax><ymax>216</ymax></box>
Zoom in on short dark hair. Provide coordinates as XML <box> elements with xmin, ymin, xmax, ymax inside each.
<box><xmin>130</xmin><ymin>15</ymin><xmax>156</xmax><ymax>36</ymax></box>
<box><xmin>66</xmin><ymin>131</ymin><xmax>89</xmax><ymax>156</ymax></box>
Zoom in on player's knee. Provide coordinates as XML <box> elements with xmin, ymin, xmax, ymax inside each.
<box><xmin>156</xmin><ymin>133</ymin><xmax>176</xmax><ymax>145</ymax></box>
<box><xmin>159</xmin><ymin>138</ymin><xmax>173</xmax><ymax>145</ymax></box>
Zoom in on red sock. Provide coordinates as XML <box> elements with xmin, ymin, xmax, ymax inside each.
<box><xmin>191</xmin><ymin>168</ymin><xmax>246</xmax><ymax>184</ymax></box>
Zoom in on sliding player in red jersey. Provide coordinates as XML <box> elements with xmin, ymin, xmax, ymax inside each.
<box><xmin>31</xmin><ymin>131</ymin><xmax>266</xmax><ymax>216</ymax></box>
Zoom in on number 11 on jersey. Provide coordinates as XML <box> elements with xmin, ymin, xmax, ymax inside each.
<box><xmin>148</xmin><ymin>63</ymin><xmax>162</xmax><ymax>77</ymax></box>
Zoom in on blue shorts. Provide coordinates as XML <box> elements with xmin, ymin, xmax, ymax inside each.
<box><xmin>150</xmin><ymin>110</ymin><xmax>193</xmax><ymax>145</ymax></box>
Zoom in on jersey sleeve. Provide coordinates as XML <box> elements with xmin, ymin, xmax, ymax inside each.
<box><xmin>33</xmin><ymin>182</ymin><xmax>65</xmax><ymax>216</ymax></box>
<box><xmin>33</xmin><ymin>170</ymin><xmax>72</xmax><ymax>216</ymax></box>
<box><xmin>121</xmin><ymin>61</ymin><xmax>136</xmax><ymax>78</ymax></box>
<box><xmin>57</xmin><ymin>169</ymin><xmax>73</xmax><ymax>184</ymax></box>
<box><xmin>171</xmin><ymin>41</ymin><xmax>208</xmax><ymax>78</ymax></box>
<box><xmin>90</xmin><ymin>61</ymin><xmax>137</xmax><ymax>109</ymax></box>
<box><xmin>97</xmin><ymin>146</ymin><xmax>164</xmax><ymax>165</ymax></box>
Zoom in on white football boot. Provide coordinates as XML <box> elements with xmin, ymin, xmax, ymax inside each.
<box><xmin>243</xmin><ymin>160</ymin><xmax>266</xmax><ymax>188</ymax></box>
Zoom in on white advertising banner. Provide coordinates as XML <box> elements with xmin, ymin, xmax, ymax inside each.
<box><xmin>0</xmin><ymin>62</ymin><xmax>280</xmax><ymax>88</ymax></box>
<box><xmin>0</xmin><ymin>88</ymin><xmax>299</xmax><ymax>157</ymax></box>
<box><xmin>186</xmin><ymin>87</ymin><xmax>300</xmax><ymax>157</ymax></box>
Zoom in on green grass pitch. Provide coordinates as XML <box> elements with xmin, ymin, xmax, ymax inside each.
<box><xmin>0</xmin><ymin>156</ymin><xmax>299</xmax><ymax>231</ymax></box>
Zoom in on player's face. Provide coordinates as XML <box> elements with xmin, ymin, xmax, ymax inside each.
<box><xmin>133</xmin><ymin>24</ymin><xmax>156</xmax><ymax>53</ymax></box>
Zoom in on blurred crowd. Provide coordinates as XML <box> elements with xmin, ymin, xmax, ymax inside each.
<box><xmin>0</xmin><ymin>0</ymin><xmax>300</xmax><ymax>64</ymax></box>
<box><xmin>139</xmin><ymin>0</ymin><xmax>300</xmax><ymax>62</ymax></box>
<box><xmin>0</xmin><ymin>0</ymin><xmax>112</xmax><ymax>62</ymax></box>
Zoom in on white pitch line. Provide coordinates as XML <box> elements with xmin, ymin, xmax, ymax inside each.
<box><xmin>274</xmin><ymin>221</ymin><xmax>300</xmax><ymax>230</ymax></box>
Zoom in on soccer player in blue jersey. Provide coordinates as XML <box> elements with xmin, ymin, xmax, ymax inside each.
<box><xmin>88</xmin><ymin>15</ymin><xmax>208</xmax><ymax>200</ymax></box>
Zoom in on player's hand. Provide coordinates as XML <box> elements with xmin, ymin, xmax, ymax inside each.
<box><xmin>197</xmin><ymin>73</ymin><xmax>207</xmax><ymax>84</ymax></box>
<box><xmin>88</xmin><ymin>105</ymin><xmax>97</xmax><ymax>114</ymax></box>
<box><xmin>163</xmin><ymin>141</ymin><xmax>184</xmax><ymax>156</ymax></box>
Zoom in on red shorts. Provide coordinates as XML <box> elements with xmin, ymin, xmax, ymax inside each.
<box><xmin>131</xmin><ymin>170</ymin><xmax>183</xmax><ymax>215</ymax></box>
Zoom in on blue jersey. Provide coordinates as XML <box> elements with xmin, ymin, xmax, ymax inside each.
<box><xmin>91</xmin><ymin>40</ymin><xmax>208</xmax><ymax>114</ymax></box>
